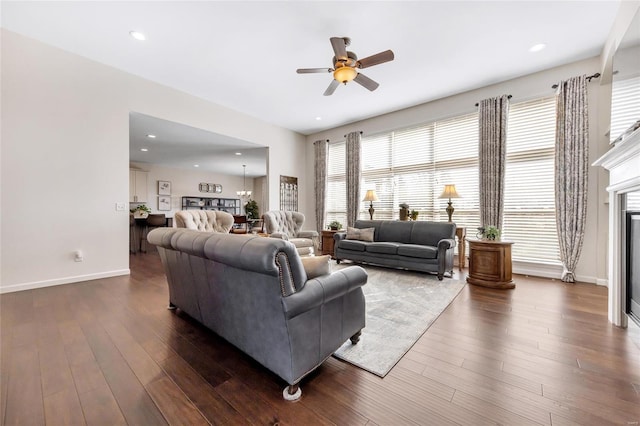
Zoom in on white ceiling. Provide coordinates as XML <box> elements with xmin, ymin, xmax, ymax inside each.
<box><xmin>1</xmin><ymin>1</ymin><xmax>621</xmax><ymax>175</ymax></box>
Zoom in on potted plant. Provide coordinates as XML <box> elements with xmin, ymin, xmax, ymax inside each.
<box><xmin>410</xmin><ymin>210</ymin><xmax>419</xmax><ymax>221</ymax></box>
<box><xmin>478</xmin><ymin>225</ymin><xmax>501</xmax><ymax>240</ymax></box>
<box><xmin>328</xmin><ymin>220</ymin><xmax>343</xmax><ymax>231</ymax></box>
<box><xmin>131</xmin><ymin>204</ymin><xmax>151</xmax><ymax>218</ymax></box>
<box><xmin>399</xmin><ymin>203</ymin><xmax>410</xmax><ymax>221</ymax></box>
<box><xmin>244</xmin><ymin>199</ymin><xmax>259</xmax><ymax>220</ymax></box>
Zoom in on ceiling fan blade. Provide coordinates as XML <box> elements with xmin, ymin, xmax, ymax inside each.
<box><xmin>323</xmin><ymin>79</ymin><xmax>340</xmax><ymax>96</ymax></box>
<box><xmin>357</xmin><ymin>50</ymin><xmax>395</xmax><ymax>69</ymax></box>
<box><xmin>330</xmin><ymin>37</ymin><xmax>348</xmax><ymax>61</ymax></box>
<box><xmin>297</xmin><ymin>68</ymin><xmax>332</xmax><ymax>74</ymax></box>
<box><xmin>354</xmin><ymin>73</ymin><xmax>380</xmax><ymax>91</ymax></box>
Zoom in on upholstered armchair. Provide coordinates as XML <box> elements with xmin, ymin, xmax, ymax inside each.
<box><xmin>263</xmin><ymin>211</ymin><xmax>318</xmax><ymax>256</ymax></box>
<box><xmin>175</xmin><ymin>210</ymin><xmax>234</xmax><ymax>233</ymax></box>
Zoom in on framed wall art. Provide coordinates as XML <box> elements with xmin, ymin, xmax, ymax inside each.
<box><xmin>158</xmin><ymin>180</ymin><xmax>171</xmax><ymax>195</ymax></box>
<box><xmin>158</xmin><ymin>196</ymin><xmax>171</xmax><ymax>211</ymax></box>
<box><xmin>279</xmin><ymin>175</ymin><xmax>298</xmax><ymax>211</ymax></box>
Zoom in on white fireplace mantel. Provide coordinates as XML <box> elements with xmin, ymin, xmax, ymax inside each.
<box><xmin>593</xmin><ymin>128</ymin><xmax>640</xmax><ymax>326</ymax></box>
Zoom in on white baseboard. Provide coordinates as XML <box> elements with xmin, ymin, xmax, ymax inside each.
<box><xmin>0</xmin><ymin>269</ymin><xmax>131</xmax><ymax>294</ymax></box>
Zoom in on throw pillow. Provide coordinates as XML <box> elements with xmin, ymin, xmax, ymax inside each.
<box><xmin>301</xmin><ymin>255</ymin><xmax>331</xmax><ymax>279</ymax></box>
<box><xmin>346</xmin><ymin>227</ymin><xmax>375</xmax><ymax>242</ymax></box>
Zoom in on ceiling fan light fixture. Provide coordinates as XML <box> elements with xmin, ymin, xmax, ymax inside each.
<box><xmin>333</xmin><ymin>66</ymin><xmax>357</xmax><ymax>84</ymax></box>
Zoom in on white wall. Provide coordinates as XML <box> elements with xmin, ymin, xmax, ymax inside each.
<box><xmin>129</xmin><ymin>162</ymin><xmax>253</xmax><ymax>217</ymax></box>
<box><xmin>1</xmin><ymin>29</ymin><xmax>307</xmax><ymax>293</ymax></box>
<box><xmin>305</xmin><ymin>57</ymin><xmax>610</xmax><ymax>284</ymax></box>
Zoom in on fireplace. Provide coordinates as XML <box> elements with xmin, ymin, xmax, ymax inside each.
<box><xmin>594</xmin><ymin>129</ymin><xmax>640</xmax><ymax>326</ymax></box>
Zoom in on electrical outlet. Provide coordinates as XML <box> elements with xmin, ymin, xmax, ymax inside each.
<box><xmin>116</xmin><ymin>202</ymin><xmax>126</xmax><ymax>211</ymax></box>
<box><xmin>74</xmin><ymin>250</ymin><xmax>83</xmax><ymax>262</ymax></box>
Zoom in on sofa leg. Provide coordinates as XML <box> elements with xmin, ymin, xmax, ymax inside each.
<box><xmin>336</xmin><ymin>259</ymin><xmax>341</xmax><ymax>264</ymax></box>
<box><xmin>167</xmin><ymin>302</ymin><xmax>177</xmax><ymax>310</ymax></box>
<box><xmin>282</xmin><ymin>384</ymin><xmax>302</xmax><ymax>401</ymax></box>
<box><xmin>350</xmin><ymin>330</ymin><xmax>362</xmax><ymax>344</ymax></box>
<box><xmin>437</xmin><ymin>273</ymin><xmax>444</xmax><ymax>281</ymax></box>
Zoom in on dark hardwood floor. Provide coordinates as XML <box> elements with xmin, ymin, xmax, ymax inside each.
<box><xmin>2</xmin><ymin>251</ymin><xmax>639</xmax><ymax>425</ymax></box>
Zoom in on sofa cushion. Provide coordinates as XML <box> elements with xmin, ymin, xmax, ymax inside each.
<box><xmin>346</xmin><ymin>227</ymin><xmax>375</xmax><ymax>242</ymax></box>
<box><xmin>339</xmin><ymin>239</ymin><xmax>368</xmax><ymax>252</ymax></box>
<box><xmin>290</xmin><ymin>237</ymin><xmax>314</xmax><ymax>248</ymax></box>
<box><xmin>366</xmin><ymin>242</ymin><xmax>400</xmax><ymax>255</ymax></box>
<box><xmin>397</xmin><ymin>244</ymin><xmax>438</xmax><ymax>259</ymax></box>
<box><xmin>301</xmin><ymin>255</ymin><xmax>331</xmax><ymax>279</ymax></box>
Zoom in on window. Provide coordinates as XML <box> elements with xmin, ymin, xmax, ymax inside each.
<box><xmin>325</xmin><ymin>96</ymin><xmax>559</xmax><ymax>264</ymax></box>
<box><xmin>504</xmin><ymin>97</ymin><xmax>559</xmax><ymax>262</ymax></box>
<box><xmin>610</xmin><ymin>75</ymin><xmax>640</xmax><ymax>143</ymax></box>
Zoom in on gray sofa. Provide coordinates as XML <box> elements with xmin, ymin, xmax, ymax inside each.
<box><xmin>147</xmin><ymin>228</ymin><xmax>367</xmax><ymax>400</ymax></box>
<box><xmin>334</xmin><ymin>220</ymin><xmax>456</xmax><ymax>280</ymax></box>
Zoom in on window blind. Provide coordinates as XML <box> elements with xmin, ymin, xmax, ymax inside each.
<box><xmin>504</xmin><ymin>97</ymin><xmax>559</xmax><ymax>262</ymax></box>
<box><xmin>610</xmin><ymin>76</ymin><xmax>640</xmax><ymax>143</ymax></box>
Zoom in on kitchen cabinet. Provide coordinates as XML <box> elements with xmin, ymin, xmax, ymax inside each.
<box><xmin>129</xmin><ymin>170</ymin><xmax>148</xmax><ymax>203</ymax></box>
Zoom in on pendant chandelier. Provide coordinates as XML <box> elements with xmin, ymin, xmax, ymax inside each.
<box><xmin>236</xmin><ymin>164</ymin><xmax>252</xmax><ymax>198</ymax></box>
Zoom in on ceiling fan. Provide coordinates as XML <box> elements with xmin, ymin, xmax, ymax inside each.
<box><xmin>297</xmin><ymin>37</ymin><xmax>395</xmax><ymax>96</ymax></box>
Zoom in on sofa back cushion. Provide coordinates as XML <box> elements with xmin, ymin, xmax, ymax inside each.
<box><xmin>263</xmin><ymin>211</ymin><xmax>305</xmax><ymax>237</ymax></box>
<box><xmin>353</xmin><ymin>220</ymin><xmax>455</xmax><ymax>246</ymax></box>
<box><xmin>175</xmin><ymin>210</ymin><xmax>234</xmax><ymax>233</ymax></box>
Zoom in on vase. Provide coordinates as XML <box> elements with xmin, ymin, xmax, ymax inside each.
<box><xmin>399</xmin><ymin>208</ymin><xmax>409</xmax><ymax>221</ymax></box>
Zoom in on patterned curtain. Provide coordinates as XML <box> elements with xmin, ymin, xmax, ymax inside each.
<box><xmin>314</xmin><ymin>139</ymin><xmax>328</xmax><ymax>236</ymax></box>
<box><xmin>478</xmin><ymin>95</ymin><xmax>510</xmax><ymax>229</ymax></box>
<box><xmin>345</xmin><ymin>131</ymin><xmax>361</xmax><ymax>228</ymax></box>
<box><xmin>555</xmin><ymin>75</ymin><xmax>589</xmax><ymax>283</ymax></box>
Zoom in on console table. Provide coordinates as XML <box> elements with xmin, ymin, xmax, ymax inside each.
<box><xmin>467</xmin><ymin>239</ymin><xmax>515</xmax><ymax>289</ymax></box>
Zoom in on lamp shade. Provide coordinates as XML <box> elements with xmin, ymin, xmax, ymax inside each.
<box><xmin>334</xmin><ymin>66</ymin><xmax>357</xmax><ymax>84</ymax></box>
<box><xmin>439</xmin><ymin>184</ymin><xmax>460</xmax><ymax>199</ymax></box>
<box><xmin>362</xmin><ymin>189</ymin><xmax>379</xmax><ymax>202</ymax></box>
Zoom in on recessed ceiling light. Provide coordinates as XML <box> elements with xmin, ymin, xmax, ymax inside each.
<box><xmin>140</xmin><ymin>148</ymin><xmax>149</xmax><ymax>152</ymax></box>
<box><xmin>130</xmin><ymin>31</ymin><xmax>146</xmax><ymax>41</ymax></box>
<box><xmin>529</xmin><ymin>43</ymin><xmax>546</xmax><ymax>53</ymax></box>
<box><xmin>146</xmin><ymin>134</ymin><xmax>156</xmax><ymax>138</ymax></box>
<box><xmin>315</xmin><ymin>117</ymin><xmax>322</xmax><ymax>121</ymax></box>
<box><xmin>235</xmin><ymin>152</ymin><xmax>242</xmax><ymax>156</ymax></box>
<box><xmin>194</xmin><ymin>164</ymin><xmax>199</xmax><ymax>168</ymax></box>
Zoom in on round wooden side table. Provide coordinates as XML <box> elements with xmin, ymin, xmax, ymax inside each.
<box><xmin>466</xmin><ymin>238</ymin><xmax>515</xmax><ymax>289</ymax></box>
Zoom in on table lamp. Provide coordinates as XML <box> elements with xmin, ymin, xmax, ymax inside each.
<box><xmin>438</xmin><ymin>184</ymin><xmax>460</xmax><ymax>222</ymax></box>
<box><xmin>362</xmin><ymin>190</ymin><xmax>379</xmax><ymax>220</ymax></box>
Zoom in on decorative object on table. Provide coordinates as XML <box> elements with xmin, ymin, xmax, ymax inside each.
<box><xmin>328</xmin><ymin>220</ymin><xmax>343</xmax><ymax>230</ymax></box>
<box><xmin>476</xmin><ymin>225</ymin><xmax>501</xmax><ymax>240</ymax></box>
<box><xmin>244</xmin><ymin>199</ymin><xmax>259</xmax><ymax>219</ymax></box>
<box><xmin>410</xmin><ymin>210</ymin><xmax>419</xmax><ymax>221</ymax></box>
<box><xmin>439</xmin><ymin>184</ymin><xmax>460</xmax><ymax>222</ymax></box>
<box><xmin>399</xmin><ymin>203</ymin><xmax>410</xmax><ymax>221</ymax></box>
<box><xmin>236</xmin><ymin>165</ymin><xmax>252</xmax><ymax>199</ymax></box>
<box><xmin>333</xmin><ymin>264</ymin><xmax>465</xmax><ymax>377</ymax></box>
<box><xmin>199</xmin><ymin>183</ymin><xmax>223</xmax><ymax>193</ymax></box>
<box><xmin>279</xmin><ymin>175</ymin><xmax>298</xmax><ymax>211</ymax></box>
<box><xmin>158</xmin><ymin>196</ymin><xmax>171</xmax><ymax>211</ymax></box>
<box><xmin>131</xmin><ymin>204</ymin><xmax>151</xmax><ymax>218</ymax></box>
<box><xmin>362</xmin><ymin>189</ymin><xmax>379</xmax><ymax>220</ymax></box>
<box><xmin>158</xmin><ymin>180</ymin><xmax>171</xmax><ymax>195</ymax></box>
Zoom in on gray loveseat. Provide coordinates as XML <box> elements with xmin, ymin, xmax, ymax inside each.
<box><xmin>147</xmin><ymin>228</ymin><xmax>367</xmax><ymax>400</ymax></box>
<box><xmin>334</xmin><ymin>220</ymin><xmax>456</xmax><ymax>280</ymax></box>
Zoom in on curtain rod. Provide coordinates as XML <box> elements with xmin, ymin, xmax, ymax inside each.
<box><xmin>551</xmin><ymin>72</ymin><xmax>600</xmax><ymax>89</ymax></box>
<box><xmin>474</xmin><ymin>94</ymin><xmax>512</xmax><ymax>107</ymax></box>
<box><xmin>343</xmin><ymin>131</ymin><xmax>364</xmax><ymax>138</ymax></box>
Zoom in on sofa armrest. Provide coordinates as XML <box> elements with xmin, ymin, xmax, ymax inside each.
<box><xmin>438</xmin><ymin>238</ymin><xmax>455</xmax><ymax>252</ymax></box>
<box><xmin>282</xmin><ymin>266</ymin><xmax>367</xmax><ymax>319</ymax></box>
<box><xmin>297</xmin><ymin>230</ymin><xmax>319</xmax><ymax>239</ymax></box>
<box><xmin>333</xmin><ymin>232</ymin><xmax>347</xmax><ymax>242</ymax></box>
<box><xmin>270</xmin><ymin>232</ymin><xmax>289</xmax><ymax>240</ymax></box>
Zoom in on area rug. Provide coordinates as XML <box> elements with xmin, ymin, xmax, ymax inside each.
<box><xmin>332</xmin><ymin>263</ymin><xmax>466</xmax><ymax>377</ymax></box>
